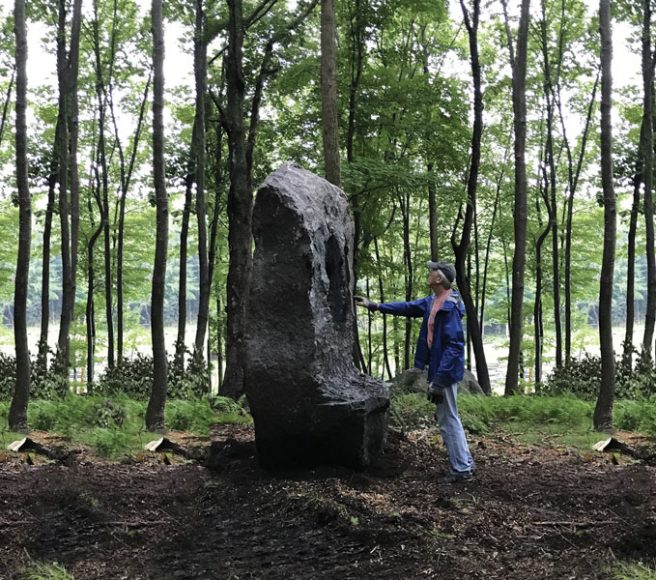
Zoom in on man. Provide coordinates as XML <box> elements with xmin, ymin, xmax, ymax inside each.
<box><xmin>355</xmin><ymin>261</ymin><xmax>475</xmax><ymax>483</ymax></box>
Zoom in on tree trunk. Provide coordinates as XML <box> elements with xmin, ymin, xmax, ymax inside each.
<box><xmin>194</xmin><ymin>0</ymin><xmax>210</xmax><ymax>357</ymax></box>
<box><xmin>427</xmin><ymin>162</ymin><xmax>439</xmax><ymax>260</ymax></box>
<box><xmin>9</xmin><ymin>0</ymin><xmax>30</xmax><ymax>432</ymax></box>
<box><xmin>86</xmin><ymin>166</ymin><xmax>104</xmax><ymax>389</ymax></box>
<box><xmin>594</xmin><ymin>0</ymin><xmax>616</xmax><ymax>431</ymax></box>
<box><xmin>399</xmin><ymin>190</ymin><xmax>413</xmax><ymax>370</ymax></box>
<box><xmin>559</xmin><ymin>70</ymin><xmax>599</xmax><ymax>364</ymax></box>
<box><xmin>321</xmin><ymin>0</ymin><xmax>340</xmax><ymax>186</ymax></box>
<box><xmin>92</xmin><ymin>3</ymin><xmax>115</xmax><ymax>370</ymax></box>
<box><xmin>374</xmin><ymin>237</ymin><xmax>393</xmax><ymax>380</ymax></box>
<box><xmin>504</xmin><ymin>0</ymin><xmax>531</xmax><ymax>396</ymax></box>
<box><xmin>539</xmin><ymin>1</ymin><xmax>562</xmax><ymax>369</ymax></box>
<box><xmin>39</xmin><ymin>161</ymin><xmax>57</xmax><ymax>370</ymax></box>
<box><xmin>641</xmin><ymin>0</ymin><xmax>656</xmax><ymax>359</ymax></box>
<box><xmin>222</xmin><ymin>0</ymin><xmax>252</xmax><ymax>399</ymax></box>
<box><xmin>176</xmin><ymin>175</ymin><xmax>192</xmax><ymax>367</ymax></box>
<box><xmin>55</xmin><ymin>0</ymin><xmax>71</xmax><ymax>372</ymax></box>
<box><xmin>111</xmin><ymin>75</ymin><xmax>151</xmax><ymax>363</ymax></box>
<box><xmin>455</xmin><ymin>0</ymin><xmax>491</xmax><ymax>394</ymax></box>
<box><xmin>624</xmin><ymin>173</ymin><xmax>640</xmax><ymax>364</ymax></box>
<box><xmin>146</xmin><ymin>0</ymin><xmax>169</xmax><ymax>431</ymax></box>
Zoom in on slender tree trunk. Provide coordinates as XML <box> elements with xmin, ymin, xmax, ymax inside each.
<box><xmin>534</xmin><ymin>176</ymin><xmax>551</xmax><ymax>388</ymax></box>
<box><xmin>69</xmin><ymin>0</ymin><xmax>82</xmax><ymax>354</ymax></box>
<box><xmin>374</xmin><ymin>238</ymin><xmax>393</xmax><ymax>380</ymax></box>
<box><xmin>427</xmin><ymin>162</ymin><xmax>439</xmax><ymax>260</ymax></box>
<box><xmin>194</xmin><ymin>0</ymin><xmax>210</xmax><ymax>356</ymax></box>
<box><xmin>559</xmin><ymin>71</ymin><xmax>599</xmax><ymax>363</ymax></box>
<box><xmin>112</xmin><ymin>75</ymin><xmax>151</xmax><ymax>363</ymax></box>
<box><xmin>147</xmin><ymin>0</ymin><xmax>168</xmax><ymax>431</ymax></box>
<box><xmin>9</xmin><ymin>0</ymin><xmax>30</xmax><ymax>432</ymax></box>
<box><xmin>39</xmin><ymin>168</ymin><xmax>57</xmax><ymax>370</ymax></box>
<box><xmin>92</xmin><ymin>5</ymin><xmax>115</xmax><ymax>370</ymax></box>
<box><xmin>539</xmin><ymin>2</ymin><xmax>562</xmax><ymax>368</ymax></box>
<box><xmin>455</xmin><ymin>0</ymin><xmax>491</xmax><ymax>394</ymax></box>
<box><xmin>321</xmin><ymin>0</ymin><xmax>340</xmax><ymax>186</ymax></box>
<box><xmin>641</xmin><ymin>0</ymin><xmax>656</xmax><ymax>358</ymax></box>
<box><xmin>594</xmin><ymin>0</ymin><xmax>616</xmax><ymax>431</ymax></box>
<box><xmin>55</xmin><ymin>0</ymin><xmax>71</xmax><ymax>371</ymax></box>
<box><xmin>176</xmin><ymin>176</ymin><xmax>192</xmax><ymax>366</ymax></box>
<box><xmin>399</xmin><ymin>191</ymin><xmax>413</xmax><ymax>370</ymax></box>
<box><xmin>625</xmin><ymin>171</ymin><xmax>641</xmax><ymax>364</ymax></box>
<box><xmin>480</xmin><ymin>164</ymin><xmax>505</xmax><ymax>333</ymax></box>
<box><xmin>86</xmin><ymin>166</ymin><xmax>103</xmax><ymax>389</ymax></box>
<box><xmin>222</xmin><ymin>0</ymin><xmax>253</xmax><ymax>398</ymax></box>
<box><xmin>504</xmin><ymin>0</ymin><xmax>531</xmax><ymax>395</ymax></box>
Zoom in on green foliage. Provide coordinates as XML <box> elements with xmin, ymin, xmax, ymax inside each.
<box><xmin>609</xmin><ymin>560</ymin><xmax>656</xmax><ymax>580</ymax></box>
<box><xmin>165</xmin><ymin>399</ymin><xmax>216</xmax><ymax>434</ymax></box>
<box><xmin>0</xmin><ymin>352</ymin><xmax>69</xmax><ymax>401</ymax></box>
<box><xmin>88</xmin><ymin>428</ymin><xmax>132</xmax><ymax>458</ymax></box>
<box><xmin>389</xmin><ymin>392</ymin><xmax>607</xmax><ymax>437</ymax></box>
<box><xmin>95</xmin><ymin>351</ymin><xmax>209</xmax><ymax>400</ymax></box>
<box><xmin>389</xmin><ymin>393</ymin><xmax>435</xmax><ymax>432</ymax></box>
<box><xmin>544</xmin><ymin>350</ymin><xmax>656</xmax><ymax>401</ymax></box>
<box><xmin>20</xmin><ymin>559</ymin><xmax>74</xmax><ymax>580</ymax></box>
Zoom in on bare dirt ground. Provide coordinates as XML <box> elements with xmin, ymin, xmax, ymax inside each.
<box><xmin>0</xmin><ymin>425</ymin><xmax>655</xmax><ymax>580</ymax></box>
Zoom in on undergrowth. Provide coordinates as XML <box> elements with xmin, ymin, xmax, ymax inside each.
<box><xmin>390</xmin><ymin>392</ymin><xmax>656</xmax><ymax>441</ymax></box>
<box><xmin>609</xmin><ymin>560</ymin><xmax>656</xmax><ymax>580</ymax></box>
<box><xmin>0</xmin><ymin>395</ymin><xmax>251</xmax><ymax>458</ymax></box>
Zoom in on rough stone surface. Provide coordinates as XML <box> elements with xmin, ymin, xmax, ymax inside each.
<box><xmin>244</xmin><ymin>164</ymin><xmax>389</xmax><ymax>470</ymax></box>
<box><xmin>390</xmin><ymin>367</ymin><xmax>485</xmax><ymax>396</ymax></box>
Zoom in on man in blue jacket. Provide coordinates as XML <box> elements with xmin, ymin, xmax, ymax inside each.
<box><xmin>355</xmin><ymin>261</ymin><xmax>475</xmax><ymax>483</ymax></box>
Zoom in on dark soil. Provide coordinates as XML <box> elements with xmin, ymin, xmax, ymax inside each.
<box><xmin>0</xmin><ymin>425</ymin><xmax>655</xmax><ymax>579</ymax></box>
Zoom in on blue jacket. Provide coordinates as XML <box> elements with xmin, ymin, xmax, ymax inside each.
<box><xmin>378</xmin><ymin>291</ymin><xmax>465</xmax><ymax>388</ymax></box>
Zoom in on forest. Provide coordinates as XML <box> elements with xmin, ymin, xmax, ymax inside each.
<box><xmin>0</xmin><ymin>0</ymin><xmax>656</xmax><ymax>578</ymax></box>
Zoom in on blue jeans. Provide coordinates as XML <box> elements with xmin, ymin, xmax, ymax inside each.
<box><xmin>434</xmin><ymin>382</ymin><xmax>475</xmax><ymax>474</ymax></box>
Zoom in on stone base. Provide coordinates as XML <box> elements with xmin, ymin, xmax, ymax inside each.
<box><xmin>251</xmin><ymin>378</ymin><xmax>389</xmax><ymax>470</ymax></box>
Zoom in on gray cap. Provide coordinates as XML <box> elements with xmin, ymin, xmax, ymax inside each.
<box><xmin>427</xmin><ymin>261</ymin><xmax>456</xmax><ymax>284</ymax></box>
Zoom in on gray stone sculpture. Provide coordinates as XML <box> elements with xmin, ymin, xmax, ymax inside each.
<box><xmin>244</xmin><ymin>163</ymin><xmax>389</xmax><ymax>469</ymax></box>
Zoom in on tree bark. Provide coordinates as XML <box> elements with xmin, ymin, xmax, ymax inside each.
<box><xmin>92</xmin><ymin>0</ymin><xmax>115</xmax><ymax>370</ymax></box>
<box><xmin>221</xmin><ymin>0</ymin><xmax>252</xmax><ymax>398</ymax></box>
<box><xmin>641</xmin><ymin>0</ymin><xmax>656</xmax><ymax>359</ymax></box>
<box><xmin>539</xmin><ymin>0</ymin><xmax>562</xmax><ymax>369</ymax></box>
<box><xmin>55</xmin><ymin>0</ymin><xmax>71</xmax><ymax>372</ymax></box>
<box><xmin>594</xmin><ymin>0</ymin><xmax>616</xmax><ymax>432</ymax></box>
<box><xmin>194</xmin><ymin>0</ymin><xmax>210</xmax><ymax>357</ymax></box>
<box><xmin>504</xmin><ymin>0</ymin><xmax>531</xmax><ymax>396</ymax></box>
<box><xmin>455</xmin><ymin>0</ymin><xmax>491</xmax><ymax>394</ymax></box>
<box><xmin>321</xmin><ymin>0</ymin><xmax>340</xmax><ymax>186</ymax></box>
<box><xmin>176</xmin><ymin>174</ymin><xmax>193</xmax><ymax>367</ymax></box>
<box><xmin>9</xmin><ymin>0</ymin><xmax>30</xmax><ymax>432</ymax></box>
<box><xmin>146</xmin><ymin>0</ymin><xmax>169</xmax><ymax>431</ymax></box>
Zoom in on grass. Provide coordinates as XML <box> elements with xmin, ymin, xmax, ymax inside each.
<box><xmin>0</xmin><ymin>395</ymin><xmax>251</xmax><ymax>459</ymax></box>
<box><xmin>20</xmin><ymin>560</ymin><xmax>74</xmax><ymax>580</ymax></box>
<box><xmin>390</xmin><ymin>392</ymin><xmax>656</xmax><ymax>451</ymax></box>
<box><xmin>609</xmin><ymin>560</ymin><xmax>656</xmax><ymax>579</ymax></box>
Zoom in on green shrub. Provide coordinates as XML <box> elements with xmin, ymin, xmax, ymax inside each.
<box><xmin>389</xmin><ymin>393</ymin><xmax>435</xmax><ymax>432</ymax></box>
<box><xmin>96</xmin><ymin>350</ymin><xmax>210</xmax><ymax>400</ymax></box>
<box><xmin>544</xmin><ymin>349</ymin><xmax>656</xmax><ymax>401</ymax></box>
<box><xmin>90</xmin><ymin>428</ymin><xmax>132</xmax><ymax>458</ymax></box>
<box><xmin>166</xmin><ymin>399</ymin><xmax>216</xmax><ymax>434</ymax></box>
<box><xmin>0</xmin><ymin>352</ymin><xmax>68</xmax><ymax>401</ymax></box>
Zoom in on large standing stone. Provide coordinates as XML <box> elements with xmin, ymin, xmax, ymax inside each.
<box><xmin>245</xmin><ymin>164</ymin><xmax>389</xmax><ymax>469</ymax></box>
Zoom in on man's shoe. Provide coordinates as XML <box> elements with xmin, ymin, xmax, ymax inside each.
<box><xmin>438</xmin><ymin>471</ymin><xmax>474</xmax><ymax>484</ymax></box>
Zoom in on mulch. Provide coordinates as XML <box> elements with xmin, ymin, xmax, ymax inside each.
<box><xmin>0</xmin><ymin>425</ymin><xmax>654</xmax><ymax>579</ymax></box>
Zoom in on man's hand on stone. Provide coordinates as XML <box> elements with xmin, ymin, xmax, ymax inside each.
<box><xmin>427</xmin><ymin>383</ymin><xmax>444</xmax><ymax>405</ymax></box>
<box><xmin>355</xmin><ymin>296</ymin><xmax>378</xmax><ymax>312</ymax></box>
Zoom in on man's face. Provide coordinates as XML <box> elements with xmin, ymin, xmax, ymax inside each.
<box><xmin>427</xmin><ymin>269</ymin><xmax>442</xmax><ymax>288</ymax></box>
